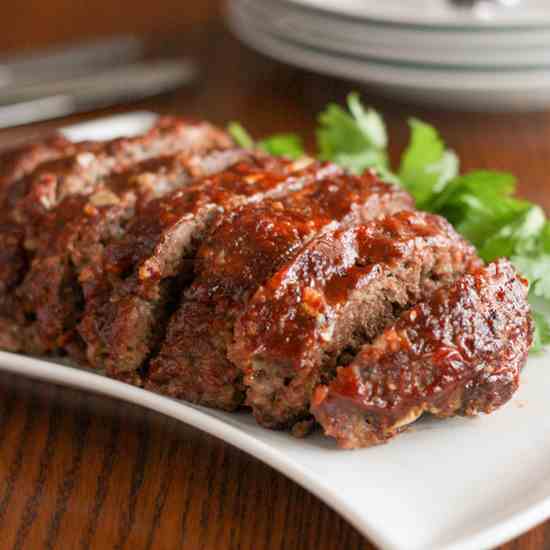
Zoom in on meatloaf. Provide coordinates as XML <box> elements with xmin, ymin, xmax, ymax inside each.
<box><xmin>229</xmin><ymin>211</ymin><xmax>481</xmax><ymax>428</ymax></box>
<box><xmin>0</xmin><ymin>134</ymin><xmax>75</xmax><ymax>202</ymax></box>
<box><xmin>0</xmin><ymin>117</ymin><xmax>534</xmax><ymax>448</ymax></box>
<box><xmin>17</xmin><ymin>149</ymin><xmax>247</xmax><ymax>356</ymax></box>
<box><xmin>147</xmin><ymin>171</ymin><xmax>414</xmax><ymax>410</ymax></box>
<box><xmin>311</xmin><ymin>259</ymin><xmax>532</xmax><ymax>448</ymax></box>
<box><xmin>0</xmin><ymin>119</ymin><xmax>233</xmax><ymax>353</ymax></box>
<box><xmin>79</xmin><ymin>156</ymin><xmax>341</xmax><ymax>378</ymax></box>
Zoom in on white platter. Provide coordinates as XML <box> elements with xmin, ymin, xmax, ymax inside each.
<box><xmin>2</xmin><ymin>112</ymin><xmax>550</xmax><ymax>550</ymax></box>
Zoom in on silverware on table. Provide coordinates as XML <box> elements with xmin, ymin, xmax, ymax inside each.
<box><xmin>0</xmin><ymin>58</ymin><xmax>198</xmax><ymax>129</ymax></box>
<box><xmin>0</xmin><ymin>35</ymin><xmax>144</xmax><ymax>90</ymax></box>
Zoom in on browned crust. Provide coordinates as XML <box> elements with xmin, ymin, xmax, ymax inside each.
<box><xmin>311</xmin><ymin>259</ymin><xmax>532</xmax><ymax>448</ymax></box>
<box><xmin>0</xmin><ymin>134</ymin><xmax>76</xmax><ymax>202</ymax></box>
<box><xmin>229</xmin><ymin>211</ymin><xmax>481</xmax><ymax>428</ymax></box>
<box><xmin>0</xmin><ymin>118</ymin><xmax>233</xmax><ymax>353</ymax></box>
<box><xmin>147</xmin><ymin>171</ymin><xmax>414</xmax><ymax>410</ymax></box>
<box><xmin>79</xmin><ymin>157</ymin><xmax>340</xmax><ymax>375</ymax></box>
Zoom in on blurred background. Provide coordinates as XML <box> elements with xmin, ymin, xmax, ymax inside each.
<box><xmin>2</xmin><ymin>0</ymin><xmax>550</xmax><ymax>134</ymax></box>
<box><xmin>1</xmin><ymin>2</ymin><xmax>219</xmax><ymax>52</ymax></box>
<box><xmin>1</xmin><ymin>0</ymin><xmax>549</xmax><ymax>201</ymax></box>
<box><xmin>3</xmin><ymin>0</ymin><xmax>550</xmax><ymax>125</ymax></box>
<box><xmin>0</xmin><ymin>0</ymin><xmax>336</xmax><ymax>151</ymax></box>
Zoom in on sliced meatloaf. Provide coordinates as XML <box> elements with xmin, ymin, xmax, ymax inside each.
<box><xmin>0</xmin><ymin>134</ymin><xmax>75</xmax><ymax>202</ymax></box>
<box><xmin>229</xmin><ymin>211</ymin><xmax>481</xmax><ymax>428</ymax></box>
<box><xmin>311</xmin><ymin>259</ymin><xmax>532</xmax><ymax>448</ymax></box>
<box><xmin>0</xmin><ymin>134</ymin><xmax>81</xmax><ymax>325</ymax></box>
<box><xmin>7</xmin><ymin>117</ymin><xmax>231</xmax><ymax>227</ymax></box>
<box><xmin>147</xmin><ymin>171</ymin><xmax>414</xmax><ymax>410</ymax></box>
<box><xmin>79</xmin><ymin>157</ymin><xmax>341</xmax><ymax>377</ymax></box>
<box><xmin>0</xmin><ymin>120</ymin><xmax>233</xmax><ymax>353</ymax></box>
<box><xmin>15</xmin><ymin>149</ymin><xmax>247</xmax><ymax>355</ymax></box>
<box><xmin>0</xmin><ymin>117</ymin><xmax>229</xmax><ymax>301</ymax></box>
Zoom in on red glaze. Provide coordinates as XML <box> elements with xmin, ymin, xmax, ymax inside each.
<box><xmin>234</xmin><ymin>211</ymin><xmax>472</xmax><ymax>371</ymax></box>
<box><xmin>80</xmin><ymin>156</ymin><xmax>342</xmax><ymax>374</ymax></box>
<box><xmin>312</xmin><ymin>259</ymin><xmax>533</xmax><ymax>448</ymax></box>
<box><xmin>230</xmin><ymin>210</ymin><xmax>480</xmax><ymax>428</ymax></box>
<box><xmin>147</xmin><ymin>170</ymin><xmax>413</xmax><ymax>410</ymax></box>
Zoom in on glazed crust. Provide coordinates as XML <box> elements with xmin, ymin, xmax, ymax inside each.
<box><xmin>0</xmin><ymin>119</ymin><xmax>233</xmax><ymax>353</ymax></box>
<box><xmin>229</xmin><ymin>211</ymin><xmax>481</xmax><ymax>428</ymax></box>
<box><xmin>147</xmin><ymin>171</ymin><xmax>414</xmax><ymax>410</ymax></box>
<box><xmin>0</xmin><ymin>134</ymin><xmax>80</xmax><ymax>346</ymax></box>
<box><xmin>0</xmin><ymin>134</ymin><xmax>76</xmax><ymax>204</ymax></box>
<box><xmin>19</xmin><ymin>149</ymin><xmax>247</xmax><ymax>355</ymax></box>
<box><xmin>311</xmin><ymin>259</ymin><xmax>532</xmax><ymax>448</ymax></box>
<box><xmin>79</xmin><ymin>157</ymin><xmax>342</xmax><ymax>376</ymax></box>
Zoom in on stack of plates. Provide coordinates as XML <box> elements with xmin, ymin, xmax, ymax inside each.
<box><xmin>226</xmin><ymin>0</ymin><xmax>550</xmax><ymax>111</ymax></box>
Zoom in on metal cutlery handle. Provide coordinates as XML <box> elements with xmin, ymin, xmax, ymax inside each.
<box><xmin>0</xmin><ymin>35</ymin><xmax>144</xmax><ymax>89</ymax></box>
<box><xmin>0</xmin><ymin>59</ymin><xmax>198</xmax><ymax>129</ymax></box>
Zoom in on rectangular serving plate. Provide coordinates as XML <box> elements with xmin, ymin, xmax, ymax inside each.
<box><xmin>1</xmin><ymin>112</ymin><xmax>549</xmax><ymax>550</ymax></box>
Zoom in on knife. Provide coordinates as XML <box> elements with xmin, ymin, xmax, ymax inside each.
<box><xmin>0</xmin><ymin>35</ymin><xmax>144</xmax><ymax>89</ymax></box>
<box><xmin>0</xmin><ymin>58</ymin><xmax>198</xmax><ymax>129</ymax></box>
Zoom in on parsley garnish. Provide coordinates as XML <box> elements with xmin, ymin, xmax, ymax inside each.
<box><xmin>228</xmin><ymin>121</ymin><xmax>304</xmax><ymax>160</ymax></box>
<box><xmin>398</xmin><ymin>118</ymin><xmax>459</xmax><ymax>209</ymax></box>
<box><xmin>317</xmin><ymin>92</ymin><xmax>389</xmax><ymax>175</ymax></box>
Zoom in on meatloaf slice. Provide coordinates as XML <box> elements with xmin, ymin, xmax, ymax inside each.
<box><xmin>0</xmin><ymin>118</ymin><xmax>231</xmax><ymax>322</ymax></box>
<box><xmin>147</xmin><ymin>171</ymin><xmax>414</xmax><ymax>410</ymax></box>
<box><xmin>79</xmin><ymin>157</ymin><xmax>341</xmax><ymax>376</ymax></box>
<box><xmin>311</xmin><ymin>259</ymin><xmax>532</xmax><ymax>448</ymax></box>
<box><xmin>0</xmin><ymin>135</ymin><xmax>82</xmax><ymax>320</ymax></box>
<box><xmin>14</xmin><ymin>149</ymin><xmax>247</xmax><ymax>355</ymax></box>
<box><xmin>0</xmin><ymin>134</ymin><xmax>75</xmax><ymax>202</ymax></box>
<box><xmin>7</xmin><ymin>117</ymin><xmax>231</xmax><ymax>227</ymax></box>
<box><xmin>229</xmin><ymin>211</ymin><xmax>481</xmax><ymax>428</ymax></box>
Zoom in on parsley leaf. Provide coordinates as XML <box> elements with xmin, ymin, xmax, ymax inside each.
<box><xmin>531</xmin><ymin>309</ymin><xmax>550</xmax><ymax>353</ymax></box>
<box><xmin>428</xmin><ymin>171</ymin><xmax>522</xmax><ymax>249</ymax></box>
<box><xmin>347</xmin><ymin>92</ymin><xmax>387</xmax><ymax>150</ymax></box>
<box><xmin>398</xmin><ymin>118</ymin><xmax>459</xmax><ymax>209</ymax></box>
<box><xmin>527</xmin><ymin>287</ymin><xmax>550</xmax><ymax>353</ymax></box>
<box><xmin>316</xmin><ymin>92</ymin><xmax>389</xmax><ymax>175</ymax></box>
<box><xmin>427</xmin><ymin>170</ymin><xmax>545</xmax><ymax>262</ymax></box>
<box><xmin>479</xmin><ymin>205</ymin><xmax>545</xmax><ymax>261</ymax></box>
<box><xmin>427</xmin><ymin>170</ymin><xmax>516</xmax><ymax>213</ymax></box>
<box><xmin>535</xmin><ymin>221</ymin><xmax>550</xmax><ymax>253</ymax></box>
<box><xmin>258</xmin><ymin>134</ymin><xmax>304</xmax><ymax>160</ymax></box>
<box><xmin>228</xmin><ymin>122</ymin><xmax>305</xmax><ymax>159</ymax></box>
<box><xmin>512</xmin><ymin>254</ymin><xmax>550</xmax><ymax>300</ymax></box>
<box><xmin>227</xmin><ymin>121</ymin><xmax>254</xmax><ymax>149</ymax></box>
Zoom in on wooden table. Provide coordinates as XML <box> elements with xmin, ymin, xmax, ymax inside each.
<box><xmin>0</xmin><ymin>18</ymin><xmax>549</xmax><ymax>550</ymax></box>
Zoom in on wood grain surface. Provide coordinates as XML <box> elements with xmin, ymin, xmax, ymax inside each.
<box><xmin>0</xmin><ymin>7</ymin><xmax>549</xmax><ymax>550</ymax></box>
